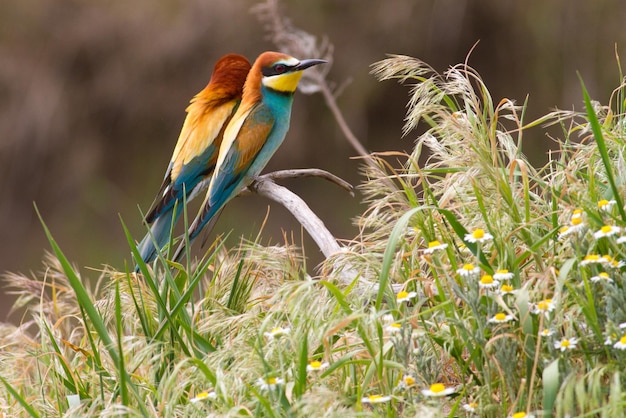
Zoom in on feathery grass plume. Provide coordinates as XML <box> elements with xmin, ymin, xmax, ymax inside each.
<box><xmin>357</xmin><ymin>55</ymin><xmax>555</xmax><ymax>295</ymax></box>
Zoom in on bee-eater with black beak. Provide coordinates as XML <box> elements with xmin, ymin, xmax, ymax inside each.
<box><xmin>175</xmin><ymin>51</ymin><xmax>326</xmax><ymax>259</ymax></box>
<box><xmin>137</xmin><ymin>54</ymin><xmax>251</xmax><ymax>267</ymax></box>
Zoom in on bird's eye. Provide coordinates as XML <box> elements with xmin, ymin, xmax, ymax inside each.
<box><xmin>274</xmin><ymin>64</ymin><xmax>287</xmax><ymax>74</ymax></box>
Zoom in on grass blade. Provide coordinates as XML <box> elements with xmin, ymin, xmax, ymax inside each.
<box><xmin>579</xmin><ymin>73</ymin><xmax>626</xmax><ymax>221</ymax></box>
<box><xmin>0</xmin><ymin>375</ymin><xmax>41</xmax><ymax>418</ymax></box>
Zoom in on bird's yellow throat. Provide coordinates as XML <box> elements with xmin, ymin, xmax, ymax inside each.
<box><xmin>262</xmin><ymin>71</ymin><xmax>304</xmax><ymax>93</ymax></box>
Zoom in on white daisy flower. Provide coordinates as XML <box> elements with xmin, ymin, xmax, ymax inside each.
<box><xmin>463</xmin><ymin>402</ymin><xmax>478</xmax><ymax>413</ymax></box>
<box><xmin>257</xmin><ymin>377</ymin><xmax>284</xmax><ymax>391</ymax></box>
<box><xmin>397</xmin><ymin>374</ymin><xmax>416</xmax><ymax>389</ymax></box>
<box><xmin>396</xmin><ymin>290</ymin><xmax>417</xmax><ymax>304</ymax></box>
<box><xmin>554</xmin><ymin>337</ymin><xmax>578</xmax><ymax>352</ymax></box>
<box><xmin>421</xmin><ymin>383</ymin><xmax>455</xmax><ymax>397</ymax></box>
<box><xmin>424</xmin><ymin>240</ymin><xmax>448</xmax><ymax>254</ymax></box>
<box><xmin>598</xmin><ymin>199</ymin><xmax>616</xmax><ymax>211</ymax></box>
<box><xmin>590</xmin><ymin>272</ymin><xmax>613</xmax><ymax>283</ymax></box>
<box><xmin>306</xmin><ymin>360</ymin><xmax>329</xmax><ymax>373</ymax></box>
<box><xmin>386</xmin><ymin>323</ymin><xmax>402</xmax><ymax>334</ymax></box>
<box><xmin>557</xmin><ymin>226</ymin><xmax>573</xmax><ymax>240</ymax></box>
<box><xmin>465</xmin><ymin>228</ymin><xmax>493</xmax><ymax>243</ymax></box>
<box><xmin>559</xmin><ymin>214</ymin><xmax>586</xmax><ymax>238</ymax></box>
<box><xmin>593</xmin><ymin>225</ymin><xmax>621</xmax><ymax>239</ymax></box>
<box><xmin>540</xmin><ymin>328</ymin><xmax>555</xmax><ymax>337</ymax></box>
<box><xmin>531</xmin><ymin>298</ymin><xmax>555</xmax><ymax>316</ymax></box>
<box><xmin>493</xmin><ymin>269</ymin><xmax>514</xmax><ymax>281</ymax></box>
<box><xmin>488</xmin><ymin>313</ymin><xmax>515</xmax><ymax>323</ymax></box>
<box><xmin>457</xmin><ymin>263</ymin><xmax>480</xmax><ymax>278</ymax></box>
<box><xmin>264</xmin><ymin>327</ymin><xmax>290</xmax><ymax>339</ymax></box>
<box><xmin>571</xmin><ymin>209</ymin><xmax>584</xmax><ymax>219</ymax></box>
<box><xmin>498</xmin><ymin>284</ymin><xmax>517</xmax><ymax>295</ymax></box>
<box><xmin>478</xmin><ymin>274</ymin><xmax>499</xmax><ymax>289</ymax></box>
<box><xmin>190</xmin><ymin>390</ymin><xmax>217</xmax><ymax>403</ymax></box>
<box><xmin>600</xmin><ymin>255</ymin><xmax>614</xmax><ymax>265</ymax></box>
<box><xmin>361</xmin><ymin>394</ymin><xmax>392</xmax><ymax>404</ymax></box>
<box><xmin>580</xmin><ymin>254</ymin><xmax>602</xmax><ymax>266</ymax></box>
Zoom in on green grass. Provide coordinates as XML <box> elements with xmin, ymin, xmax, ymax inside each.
<box><xmin>3</xmin><ymin>54</ymin><xmax>626</xmax><ymax>417</ymax></box>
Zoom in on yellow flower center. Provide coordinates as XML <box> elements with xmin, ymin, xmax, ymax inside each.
<box><xmin>472</xmin><ymin>229</ymin><xmax>485</xmax><ymax>239</ymax></box>
<box><xmin>601</xmin><ymin>225</ymin><xmax>613</xmax><ymax>233</ymax></box>
<box><xmin>602</xmin><ymin>255</ymin><xmax>613</xmax><ymax>262</ymax></box>
<box><xmin>429</xmin><ymin>383</ymin><xmax>446</xmax><ymax>393</ymax></box>
<box><xmin>428</xmin><ymin>240</ymin><xmax>442</xmax><ymax>248</ymax></box>
<box><xmin>494</xmin><ymin>313</ymin><xmax>507</xmax><ymax>321</ymax></box>
<box><xmin>561</xmin><ymin>340</ymin><xmax>570</xmax><ymax>348</ymax></box>
<box><xmin>571</xmin><ymin>217</ymin><xmax>583</xmax><ymax>225</ymax></box>
<box><xmin>309</xmin><ymin>361</ymin><xmax>322</xmax><ymax>369</ymax></box>
<box><xmin>390</xmin><ymin>323</ymin><xmax>401</xmax><ymax>329</ymax></box>
<box><xmin>480</xmin><ymin>275</ymin><xmax>494</xmax><ymax>284</ymax></box>
<box><xmin>512</xmin><ymin>413</ymin><xmax>527</xmax><ymax>418</ymax></box>
<box><xmin>584</xmin><ymin>254</ymin><xmax>599</xmax><ymax>262</ymax></box>
<box><xmin>537</xmin><ymin>299</ymin><xmax>552</xmax><ymax>311</ymax></box>
<box><xmin>368</xmin><ymin>395</ymin><xmax>383</xmax><ymax>401</ymax></box>
<box><xmin>559</xmin><ymin>226</ymin><xmax>569</xmax><ymax>233</ymax></box>
<box><xmin>599</xmin><ymin>272</ymin><xmax>609</xmax><ymax>279</ymax></box>
<box><xmin>573</xmin><ymin>209</ymin><xmax>583</xmax><ymax>216</ymax></box>
<box><xmin>598</xmin><ymin>199</ymin><xmax>609</xmax><ymax>207</ymax></box>
<box><xmin>620</xmin><ymin>335</ymin><xmax>626</xmax><ymax>344</ymax></box>
<box><xmin>267</xmin><ymin>377</ymin><xmax>277</xmax><ymax>385</ymax></box>
<box><xmin>496</xmin><ymin>269</ymin><xmax>509</xmax><ymax>275</ymax></box>
<box><xmin>463</xmin><ymin>263</ymin><xmax>475</xmax><ymax>271</ymax></box>
<box><xmin>403</xmin><ymin>376</ymin><xmax>415</xmax><ymax>385</ymax></box>
<box><xmin>397</xmin><ymin>291</ymin><xmax>409</xmax><ymax>299</ymax></box>
<box><xmin>501</xmin><ymin>285</ymin><xmax>514</xmax><ymax>292</ymax></box>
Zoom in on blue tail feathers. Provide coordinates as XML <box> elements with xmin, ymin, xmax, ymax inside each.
<box><xmin>135</xmin><ymin>208</ymin><xmax>179</xmax><ymax>271</ymax></box>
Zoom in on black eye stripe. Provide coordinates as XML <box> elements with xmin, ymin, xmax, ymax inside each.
<box><xmin>261</xmin><ymin>63</ymin><xmax>294</xmax><ymax>77</ymax></box>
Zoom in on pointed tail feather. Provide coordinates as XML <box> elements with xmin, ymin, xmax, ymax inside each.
<box><xmin>171</xmin><ymin>206</ymin><xmax>224</xmax><ymax>264</ymax></box>
<box><xmin>135</xmin><ymin>208</ymin><xmax>178</xmax><ymax>271</ymax></box>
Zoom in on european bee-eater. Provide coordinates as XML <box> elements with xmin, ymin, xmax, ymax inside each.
<box><xmin>137</xmin><ymin>54</ymin><xmax>251</xmax><ymax>266</ymax></box>
<box><xmin>176</xmin><ymin>51</ymin><xmax>326</xmax><ymax>258</ymax></box>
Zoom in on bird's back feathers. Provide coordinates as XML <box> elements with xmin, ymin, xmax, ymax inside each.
<box><xmin>138</xmin><ymin>54</ymin><xmax>250</xmax><ymax>266</ymax></box>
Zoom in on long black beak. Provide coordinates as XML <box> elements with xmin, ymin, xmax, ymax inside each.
<box><xmin>293</xmin><ymin>59</ymin><xmax>327</xmax><ymax>71</ymax></box>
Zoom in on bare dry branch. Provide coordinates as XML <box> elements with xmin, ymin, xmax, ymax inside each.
<box><xmin>262</xmin><ymin>168</ymin><xmax>354</xmax><ymax>195</ymax></box>
<box><xmin>248</xmin><ymin>174</ymin><xmax>403</xmax><ymax>293</ymax></box>
<box><xmin>249</xmin><ymin>176</ymin><xmax>342</xmax><ymax>258</ymax></box>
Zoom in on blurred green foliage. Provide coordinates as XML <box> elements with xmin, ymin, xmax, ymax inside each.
<box><xmin>1</xmin><ymin>0</ymin><xmax>626</xmax><ymax>320</ymax></box>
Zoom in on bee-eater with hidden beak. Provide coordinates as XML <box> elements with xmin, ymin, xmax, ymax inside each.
<box><xmin>174</xmin><ymin>51</ymin><xmax>326</xmax><ymax>260</ymax></box>
<box><xmin>137</xmin><ymin>54</ymin><xmax>251</xmax><ymax>267</ymax></box>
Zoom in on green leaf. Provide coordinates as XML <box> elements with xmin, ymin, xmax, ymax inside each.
<box><xmin>579</xmin><ymin>73</ymin><xmax>626</xmax><ymax>221</ymax></box>
<box><xmin>115</xmin><ymin>282</ymin><xmax>129</xmax><ymax>406</ymax></box>
<box><xmin>0</xmin><ymin>375</ymin><xmax>41</xmax><ymax>418</ymax></box>
<box><xmin>542</xmin><ymin>359</ymin><xmax>560</xmax><ymax>418</ymax></box>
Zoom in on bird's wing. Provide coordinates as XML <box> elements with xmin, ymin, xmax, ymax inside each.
<box><xmin>207</xmin><ymin>103</ymin><xmax>274</xmax><ymax>207</ymax></box>
<box><xmin>144</xmin><ymin>100</ymin><xmax>237</xmax><ymax>223</ymax></box>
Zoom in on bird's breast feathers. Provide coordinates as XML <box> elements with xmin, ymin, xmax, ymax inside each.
<box><xmin>208</xmin><ymin>104</ymin><xmax>275</xmax><ymax>204</ymax></box>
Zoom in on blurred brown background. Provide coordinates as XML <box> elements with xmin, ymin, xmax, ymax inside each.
<box><xmin>2</xmin><ymin>0</ymin><xmax>626</xmax><ymax>320</ymax></box>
